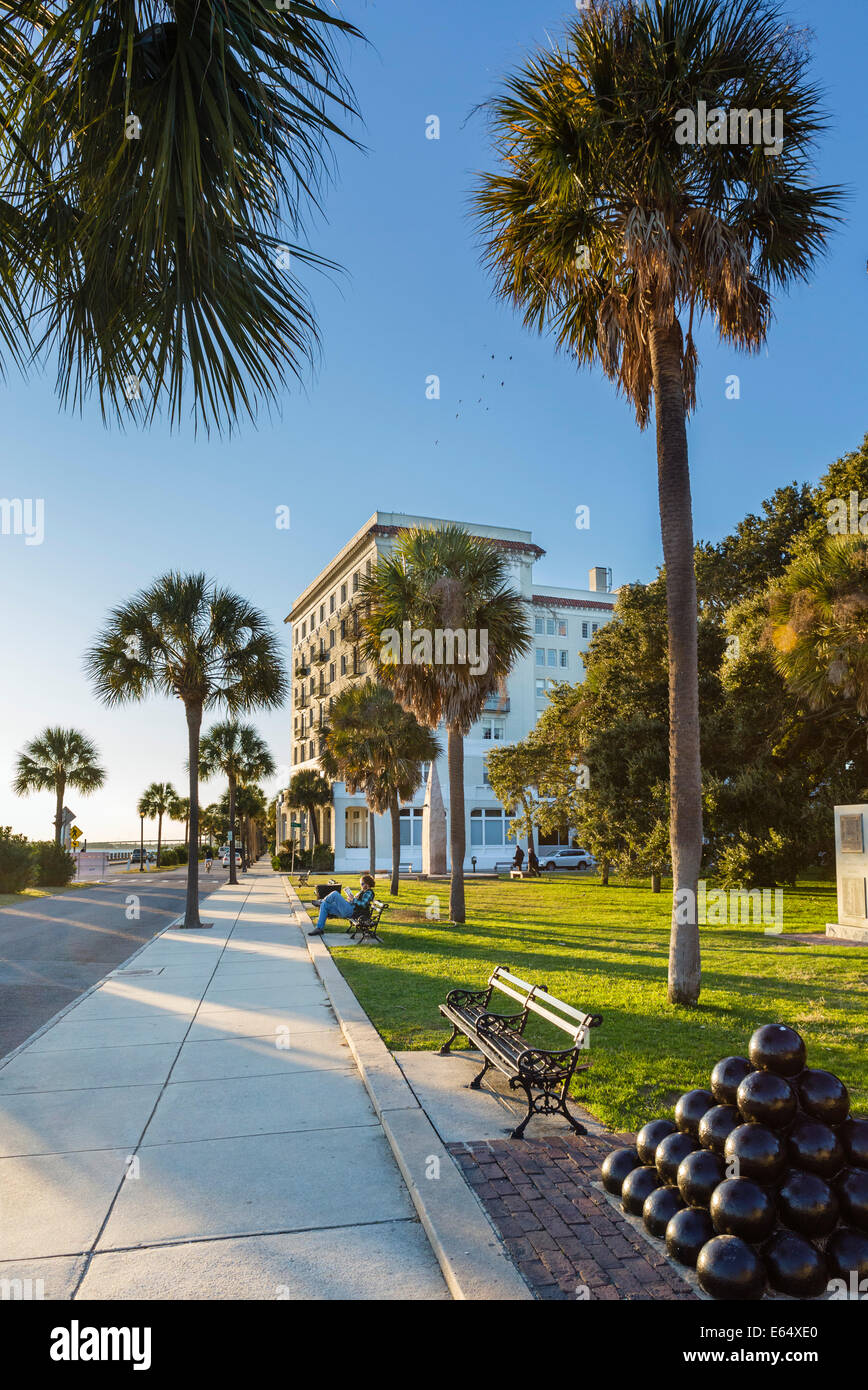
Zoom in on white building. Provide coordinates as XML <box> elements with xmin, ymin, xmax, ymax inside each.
<box><xmin>275</xmin><ymin>512</ymin><xmax>615</xmax><ymax>872</ymax></box>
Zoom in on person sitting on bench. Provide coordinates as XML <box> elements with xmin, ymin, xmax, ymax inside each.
<box><xmin>309</xmin><ymin>874</ymin><xmax>375</xmax><ymax>936</ymax></box>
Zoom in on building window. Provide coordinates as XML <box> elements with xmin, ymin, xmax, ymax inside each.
<box><xmin>482</xmin><ymin>718</ymin><xmax>504</xmax><ymax>741</ymax></box>
<box><xmin>328</xmin><ymin>663</ymin><xmax>335</xmax><ymax>682</ymax></box>
<box><xmin>366</xmin><ymin>559</ymin><xmax>372</xmax><ymax>577</ymax></box>
<box><xmin>341</xmin><ymin>582</ymin><xmax>347</xmax><ymax>603</ymax></box>
<box><xmin>558</xmin><ymin>620</ymin><xmax>567</xmax><ymax>637</ymax></box>
<box><xmin>546</xmin><ymin>618</ymin><xmax>555</xmax><ymax>635</ymax></box>
<box><xmin>353</xmin><ymin>571</ymin><xmax>359</xmax><ymax>592</ymax></box>
<box><xmin>309</xmin><ymin>741</ymin><xmax>314</xmax><ymax>760</ymax></box>
<box><xmin>309</xmin><ymin>676</ymin><xmax>314</xmax><ymax>695</ymax></box>
<box><xmin>329</xmin><ymin>628</ymin><xmax>335</xmax><ymax>648</ymax></box>
<box><xmin>319</xmin><ymin>604</ymin><xmax>324</xmax><ymax>622</ymax></box>
<box><xmin>547</xmin><ymin>649</ymin><xmax>557</xmax><ymax>667</ymax></box>
<box><xmin>399</xmin><ymin>808</ymin><xmax>423</xmax><ymax>847</ymax></box>
<box><xmin>470</xmin><ymin>808</ymin><xmax>507</xmax><ymax>847</ymax></box>
<box><xmin>310</xmin><ymin>611</ymin><xmax>315</xmax><ymax>629</ymax></box>
<box><xmin>535</xmin><ymin>678</ymin><xmax>545</xmax><ymax>697</ymax></box>
<box><xmin>581</xmin><ymin>622</ymin><xmax>589</xmax><ymax>639</ymax></box>
<box><xmin>340</xmin><ymin>618</ymin><xmax>346</xmax><ymax>639</ymax></box>
<box><xmin>293</xmin><ymin>747</ymin><xmax>298</xmax><ymax>764</ymax></box>
<box><xmin>340</xmin><ymin>654</ymin><xmax>347</xmax><ymax>676</ymax></box>
<box><xmin>330</xmin><ymin>594</ymin><xmax>335</xmax><ymax>613</ymax></box>
<box><xmin>534</xmin><ymin>617</ymin><xmax>544</xmax><ymax>635</ymax></box>
<box><xmin>592</xmin><ymin>622</ymin><xmax>599</xmax><ymax>633</ymax></box>
<box><xmin>301</xmin><ymin>622</ymin><xmax>306</xmax><ymax>639</ymax></box>
<box><xmin>560</xmin><ymin>650</ymin><xmax>568</xmax><ymax>667</ymax></box>
<box><xmin>535</xmin><ymin>647</ymin><xmax>545</xmax><ymax>666</ymax></box>
<box><xmin>345</xmin><ymin>807</ymin><xmax>368</xmax><ymax>848</ymax></box>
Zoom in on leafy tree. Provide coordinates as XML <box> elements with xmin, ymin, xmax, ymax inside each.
<box><xmin>0</xmin><ymin>828</ymin><xmax>35</xmax><ymax>893</ymax></box>
<box><xmin>200</xmin><ymin>721</ymin><xmax>276</xmax><ymax>885</ymax></box>
<box><xmin>87</xmin><ymin>572</ymin><xmax>286</xmax><ymax>924</ymax></box>
<box><xmin>12</xmin><ymin>727</ymin><xmax>105</xmax><ymax>844</ymax></box>
<box><xmin>321</xmin><ymin>680</ymin><xmax>441</xmax><ymax>895</ymax></box>
<box><xmin>0</xmin><ymin>1</ymin><xmax>361</xmax><ymax>429</ymax></box>
<box><xmin>484</xmin><ymin>739</ymin><xmax>547</xmax><ymax>860</ymax></box>
<box><xmin>168</xmin><ymin>793</ymin><xmax>190</xmax><ymax>851</ymax></box>
<box><xmin>360</xmin><ymin>526</ymin><xmax>530</xmax><ymax>921</ymax></box>
<box><xmin>472</xmin><ymin>0</ymin><xmax>840</xmax><ymax>1001</ymax></box>
<box><xmin>287</xmin><ymin>770</ymin><xmax>333</xmax><ymax>849</ymax></box>
<box><xmin>137</xmin><ymin>781</ymin><xmax>176</xmax><ymax>868</ymax></box>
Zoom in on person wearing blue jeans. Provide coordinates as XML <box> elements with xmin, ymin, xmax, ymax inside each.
<box><xmin>309</xmin><ymin>874</ymin><xmax>376</xmax><ymax>936</ymax></box>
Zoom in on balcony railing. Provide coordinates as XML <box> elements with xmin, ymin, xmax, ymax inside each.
<box><xmin>483</xmin><ymin>694</ymin><xmax>510</xmax><ymax>714</ymax></box>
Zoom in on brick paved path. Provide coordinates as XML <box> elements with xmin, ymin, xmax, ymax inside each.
<box><xmin>448</xmin><ymin>1134</ymin><xmax>698</xmax><ymax>1302</ymax></box>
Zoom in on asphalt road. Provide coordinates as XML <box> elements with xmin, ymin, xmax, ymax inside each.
<box><xmin>0</xmin><ymin>864</ymin><xmax>231</xmax><ymax>1061</ymax></box>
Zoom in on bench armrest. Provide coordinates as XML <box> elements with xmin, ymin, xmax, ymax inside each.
<box><xmin>477</xmin><ymin>1009</ymin><xmax>527</xmax><ymax>1034</ymax></box>
<box><xmin>444</xmin><ymin>986</ymin><xmax>490</xmax><ymax>1009</ymax></box>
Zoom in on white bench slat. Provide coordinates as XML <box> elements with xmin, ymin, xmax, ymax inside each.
<box><xmin>489</xmin><ymin>968</ymin><xmax>592</xmax><ymax>1040</ymax></box>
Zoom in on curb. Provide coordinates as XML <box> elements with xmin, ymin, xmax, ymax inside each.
<box><xmin>282</xmin><ymin>878</ymin><xmax>532</xmax><ymax>1301</ymax></box>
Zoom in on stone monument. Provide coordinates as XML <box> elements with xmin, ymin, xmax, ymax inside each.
<box><xmin>422</xmin><ymin>760</ymin><xmax>447</xmax><ymax>876</ymax></box>
<box><xmin>826</xmin><ymin>804</ymin><xmax>868</xmax><ymax>943</ymax></box>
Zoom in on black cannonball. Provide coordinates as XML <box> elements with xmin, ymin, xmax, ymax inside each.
<box><xmin>697</xmin><ymin>1235</ymin><xmax>766</xmax><ymax>1301</ymax></box>
<box><xmin>677</xmin><ymin>1149</ymin><xmax>726</xmax><ymax>1209</ymax></box>
<box><xmin>643</xmin><ymin>1184</ymin><xmax>686</xmax><ymax>1239</ymax></box>
<box><xmin>698</xmin><ymin>1105</ymin><xmax>741</xmax><ymax>1156</ymax></box>
<box><xmin>711</xmin><ymin>1056</ymin><xmax>754</xmax><ymax>1107</ymax></box>
<box><xmin>636</xmin><ymin>1118</ymin><xmax>678</xmax><ymax>1166</ymax></box>
<box><xmin>601</xmin><ymin>1146</ymin><xmax>642</xmax><ymax>1196</ymax></box>
<box><xmin>737</xmin><ymin>1070</ymin><xmax>798</xmax><ymax>1129</ymax></box>
<box><xmin>675</xmin><ymin>1088</ymin><xmax>716</xmax><ymax>1138</ymax></box>
<box><xmin>724</xmin><ymin>1123</ymin><xmax>787</xmax><ymax>1185</ymax></box>
<box><xmin>763</xmin><ymin>1231</ymin><xmax>828</xmax><ymax>1299</ymax></box>
<box><xmin>797</xmin><ymin>1069</ymin><xmax>850</xmax><ymax>1127</ymax></box>
<box><xmin>777</xmin><ymin>1169</ymin><xmax>840</xmax><ymax>1238</ymax></box>
<box><xmin>621</xmin><ymin>1163</ymin><xmax>664</xmax><ymax>1216</ymax></box>
<box><xmin>787</xmin><ymin>1117</ymin><xmax>845</xmax><ymax>1179</ymax></box>
<box><xmin>666</xmin><ymin>1206</ymin><xmax>715</xmax><ymax>1268</ymax></box>
<box><xmin>836</xmin><ymin>1167</ymin><xmax>868</xmax><ymax>1232</ymax></box>
<box><xmin>710</xmin><ymin>1178</ymin><xmax>777</xmax><ymax>1243</ymax></box>
<box><xmin>825</xmin><ymin>1226</ymin><xmax>868</xmax><ymax>1284</ymax></box>
<box><xmin>656</xmin><ymin>1131</ymin><xmax>700</xmax><ymax>1186</ymax></box>
<box><xmin>841</xmin><ymin>1116</ymin><xmax>868</xmax><ymax>1169</ymax></box>
<box><xmin>749</xmin><ymin>1023</ymin><xmax>806</xmax><ymax>1078</ymax></box>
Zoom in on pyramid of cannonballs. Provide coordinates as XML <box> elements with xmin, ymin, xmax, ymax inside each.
<box><xmin>601</xmin><ymin>1024</ymin><xmax>868</xmax><ymax>1300</ymax></box>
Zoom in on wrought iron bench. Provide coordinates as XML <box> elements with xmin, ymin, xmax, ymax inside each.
<box><xmin>437</xmin><ymin>966</ymin><xmax>603</xmax><ymax>1139</ymax></box>
<box><xmin>345</xmin><ymin>898</ymin><xmax>388</xmax><ymax>945</ymax></box>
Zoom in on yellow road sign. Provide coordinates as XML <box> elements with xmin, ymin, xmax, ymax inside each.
<box><xmin>70</xmin><ymin>827</ymin><xmax>83</xmax><ymax>844</ymax></box>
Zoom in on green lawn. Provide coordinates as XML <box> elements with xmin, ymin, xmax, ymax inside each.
<box><xmin>327</xmin><ymin>875</ymin><xmax>868</xmax><ymax>1133</ymax></box>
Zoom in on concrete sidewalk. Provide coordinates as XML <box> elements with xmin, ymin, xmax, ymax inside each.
<box><xmin>0</xmin><ymin>864</ymin><xmax>449</xmax><ymax>1300</ymax></box>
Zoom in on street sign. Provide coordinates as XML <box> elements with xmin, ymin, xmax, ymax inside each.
<box><xmin>291</xmin><ymin>821</ymin><xmax>302</xmax><ymax>828</ymax></box>
<box><xmin>70</xmin><ymin>827</ymin><xmax>83</xmax><ymax>845</ymax></box>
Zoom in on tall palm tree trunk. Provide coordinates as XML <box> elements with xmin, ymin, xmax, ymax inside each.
<box><xmin>308</xmin><ymin>804</ymin><xmax>321</xmax><ymax>846</ymax></box>
<box><xmin>156</xmin><ymin>813</ymin><xmax>164</xmax><ymax>869</ymax></box>
<box><xmin>650</xmin><ymin>315</ymin><xmax>703</xmax><ymax>1006</ymax></box>
<box><xmin>139</xmin><ymin>815</ymin><xmax>145</xmax><ymax>873</ymax></box>
<box><xmin>54</xmin><ymin>777</ymin><xmax>65</xmax><ymax>846</ymax></box>
<box><xmin>369</xmin><ymin>807</ymin><xmax>376</xmax><ymax>877</ymax></box>
<box><xmin>228</xmin><ymin>775</ymin><xmax>238</xmax><ymax>886</ymax></box>
<box><xmin>183</xmin><ymin>703</ymin><xmax>203</xmax><ymax>927</ymax></box>
<box><xmin>389</xmin><ymin>792</ymin><xmax>401</xmax><ymax>897</ymax></box>
<box><xmin>447</xmin><ymin>725</ymin><xmax>466</xmax><ymax>923</ymax></box>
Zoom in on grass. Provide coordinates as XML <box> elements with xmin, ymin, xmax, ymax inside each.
<box><xmin>326</xmin><ymin>875</ymin><xmax>868</xmax><ymax>1133</ymax></box>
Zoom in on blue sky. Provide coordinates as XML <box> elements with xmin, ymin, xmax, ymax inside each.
<box><xmin>1</xmin><ymin>0</ymin><xmax>866</xmax><ymax>841</ymax></box>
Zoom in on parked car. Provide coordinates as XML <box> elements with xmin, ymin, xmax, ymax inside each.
<box><xmin>540</xmin><ymin>847</ymin><xmax>596</xmax><ymax>871</ymax></box>
<box><xmin>221</xmin><ymin>853</ymin><xmax>231</xmax><ymax>868</ymax></box>
<box><xmin>129</xmin><ymin>848</ymin><xmax>155</xmax><ymax>865</ymax></box>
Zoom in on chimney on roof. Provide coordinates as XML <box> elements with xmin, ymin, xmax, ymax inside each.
<box><xmin>589</xmin><ymin>566</ymin><xmax>611</xmax><ymax>593</ymax></box>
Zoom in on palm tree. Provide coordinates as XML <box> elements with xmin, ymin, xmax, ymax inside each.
<box><xmin>87</xmin><ymin>573</ymin><xmax>286</xmax><ymax>926</ymax></box>
<box><xmin>360</xmin><ymin>527</ymin><xmax>531</xmax><ymax>921</ymax></box>
<box><xmin>0</xmin><ymin>2</ymin><xmax>361</xmax><ymax>430</ymax></box>
<box><xmin>321</xmin><ymin>681</ymin><xmax>441</xmax><ymax>895</ymax></box>
<box><xmin>472</xmin><ymin>0</ymin><xmax>841</xmax><ymax>1000</ymax></box>
<box><xmin>12</xmin><ymin>727</ymin><xmax>105</xmax><ymax>844</ymax></box>
<box><xmin>199</xmin><ymin>722</ymin><xmax>275</xmax><ymax>886</ymax></box>
<box><xmin>767</xmin><ymin>534</ymin><xmax>868</xmax><ymax>720</ymax></box>
<box><xmin>200</xmin><ymin>802</ymin><xmax>223</xmax><ymax>856</ymax></box>
<box><xmin>168</xmin><ymin>793</ymin><xmax>190</xmax><ymax>853</ymax></box>
<box><xmin>138</xmin><ymin>782</ymin><xmax>175</xmax><ymax>869</ymax></box>
<box><xmin>287</xmin><ymin>769</ymin><xmax>333</xmax><ymax>851</ymax></box>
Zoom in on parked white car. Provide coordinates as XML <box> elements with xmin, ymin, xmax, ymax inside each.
<box><xmin>540</xmin><ymin>847</ymin><xmax>596</xmax><ymax>871</ymax></box>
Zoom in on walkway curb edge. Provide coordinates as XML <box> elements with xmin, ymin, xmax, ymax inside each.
<box><xmin>282</xmin><ymin>878</ymin><xmax>533</xmax><ymax>1302</ymax></box>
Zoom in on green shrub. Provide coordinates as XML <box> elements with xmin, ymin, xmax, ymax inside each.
<box><xmin>158</xmin><ymin>848</ymin><xmax>177</xmax><ymax>866</ymax></box>
<box><xmin>31</xmin><ymin>841</ymin><xmax>76</xmax><ymax>887</ymax></box>
<box><xmin>0</xmin><ymin>828</ymin><xmax>36</xmax><ymax>894</ymax></box>
<box><xmin>272</xmin><ymin>852</ymin><xmax>293</xmax><ymax>872</ymax></box>
<box><xmin>715</xmin><ymin>829</ymin><xmax>803</xmax><ymax>889</ymax></box>
<box><xmin>173</xmin><ymin>845</ymin><xmax>188</xmax><ymax>865</ymax></box>
<box><xmin>311</xmin><ymin>845</ymin><xmax>334</xmax><ymax>871</ymax></box>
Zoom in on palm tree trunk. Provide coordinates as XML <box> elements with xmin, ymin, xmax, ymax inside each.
<box><xmin>156</xmin><ymin>812</ymin><xmax>163</xmax><ymax>869</ymax></box>
<box><xmin>183</xmin><ymin>703</ymin><xmax>203</xmax><ymax>927</ymax></box>
<box><xmin>308</xmin><ymin>803</ymin><xmax>321</xmax><ymax>847</ymax></box>
<box><xmin>650</xmin><ymin>316</ymin><xmax>703</xmax><ymax>1006</ymax></box>
<box><xmin>228</xmin><ymin>775</ymin><xmax>238</xmax><ymax>886</ymax></box>
<box><xmin>447</xmin><ymin>725</ymin><xmax>466</xmax><ymax>923</ymax></box>
<box><xmin>54</xmin><ymin>776</ymin><xmax>65</xmax><ymax>846</ymax></box>
<box><xmin>389</xmin><ymin>792</ymin><xmax>401</xmax><ymax>896</ymax></box>
<box><xmin>139</xmin><ymin>815</ymin><xmax>145</xmax><ymax>873</ymax></box>
<box><xmin>369</xmin><ymin>806</ymin><xmax>376</xmax><ymax>877</ymax></box>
